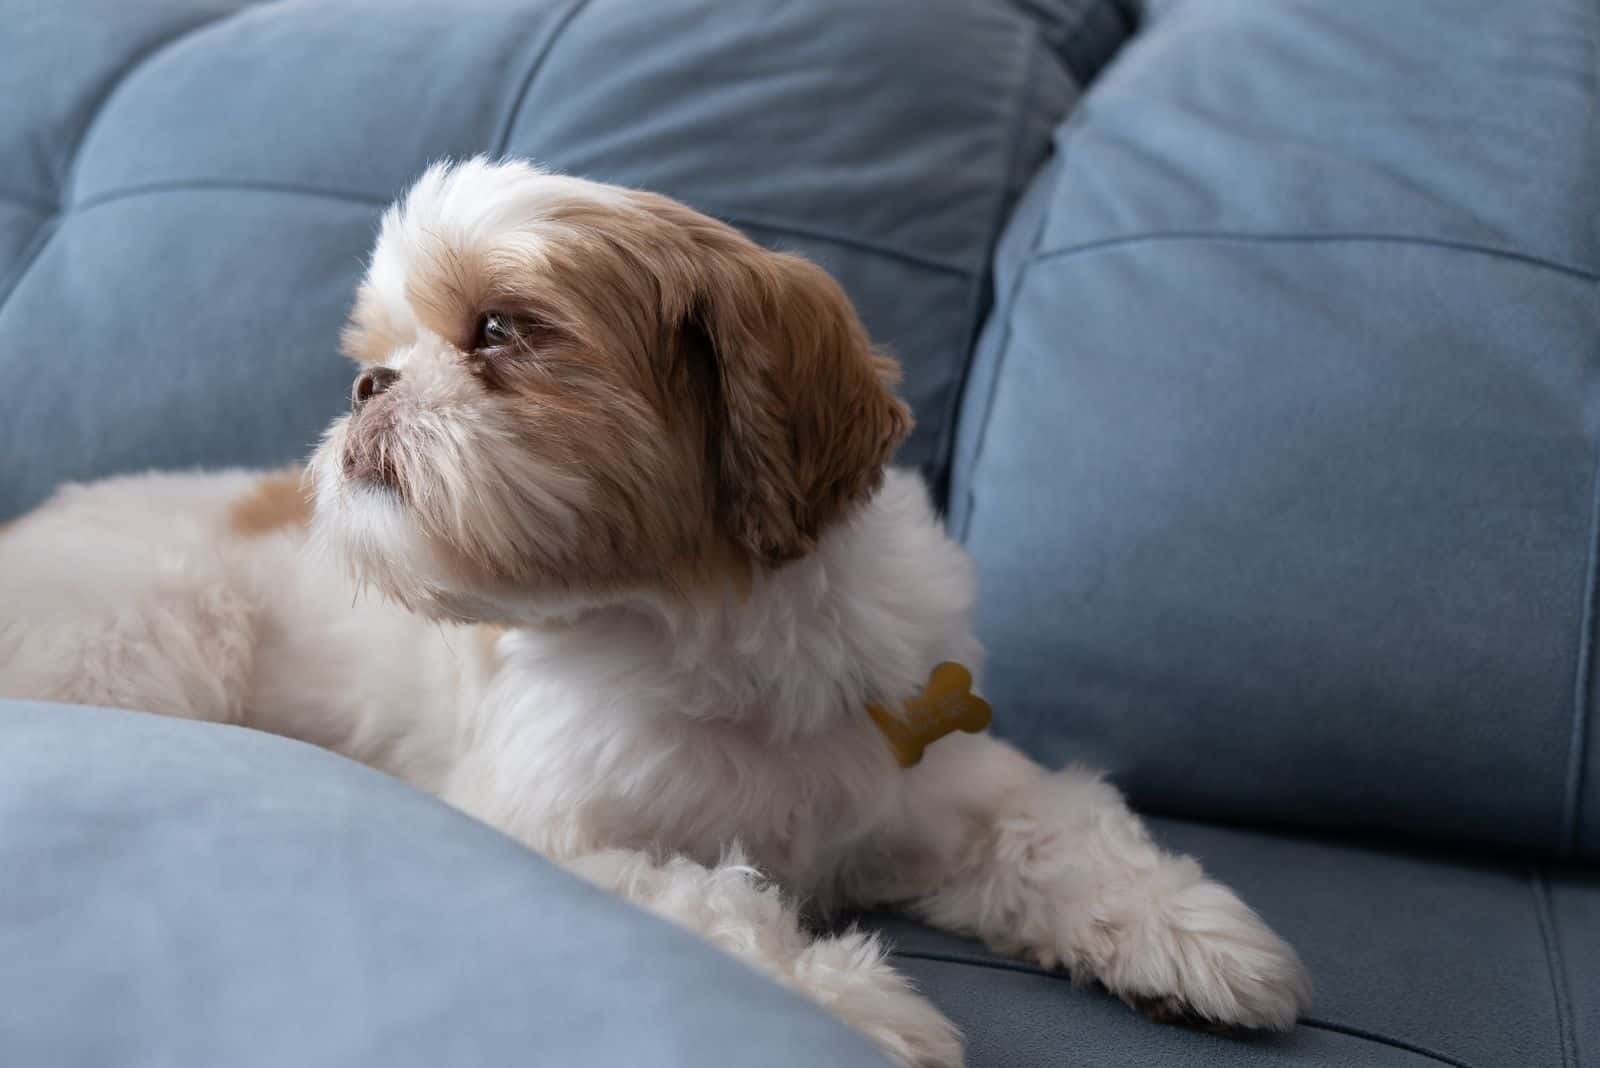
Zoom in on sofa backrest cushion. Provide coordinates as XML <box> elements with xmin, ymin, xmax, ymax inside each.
<box><xmin>953</xmin><ymin>0</ymin><xmax>1600</xmax><ymax>859</ymax></box>
<box><xmin>0</xmin><ymin>0</ymin><xmax>1133</xmax><ymax>520</ymax></box>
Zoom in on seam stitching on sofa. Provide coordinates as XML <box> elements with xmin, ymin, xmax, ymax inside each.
<box><xmin>57</xmin><ymin>6</ymin><xmax>254</xmax><ymax>209</ymax></box>
<box><xmin>28</xmin><ymin>181</ymin><xmax>962</xmax><ymax>280</ymax></box>
<box><xmin>1562</xmin><ymin>440</ymin><xmax>1600</xmax><ymax>857</ymax></box>
<box><xmin>888</xmin><ymin>949</ymin><xmax>1477</xmax><ymax>1067</ymax></box>
<box><xmin>71</xmin><ymin>179</ymin><xmax>392</xmax><ymax>215</ymax></box>
<box><xmin>706</xmin><ymin>210</ymin><xmax>971</xmax><ymax>277</ymax></box>
<box><xmin>1531</xmin><ymin>869</ymin><xmax>1578</xmax><ymax>1068</ymax></box>
<box><xmin>0</xmin><ymin>218</ymin><xmax>61</xmax><ymax>322</ymax></box>
<box><xmin>485</xmin><ymin>0</ymin><xmax>973</xmax><ymax>281</ymax></box>
<box><xmin>1574</xmin><ymin>0</ymin><xmax>1600</xmax><ymax>850</ymax></box>
<box><xmin>952</xmin><ymin>123</ymin><xmax>1079</xmax><ymax>544</ymax></box>
<box><xmin>491</xmin><ymin>0</ymin><xmax>593</xmax><ymax>157</ymax></box>
<box><xmin>0</xmin><ymin>193</ymin><xmax>58</xmax><ymax>216</ymax></box>
<box><xmin>932</xmin><ymin>20</ymin><xmax>1040</xmax><ymax>504</ymax></box>
<box><xmin>1573</xmin><ymin>0</ymin><xmax>1600</xmax><ymax>867</ymax></box>
<box><xmin>1297</xmin><ymin>1019</ymin><xmax>1477</xmax><ymax>1068</ymax></box>
<box><xmin>949</xmin><ymin>233</ymin><xmax>1027</xmax><ymax>545</ymax></box>
<box><xmin>1027</xmin><ymin>231</ymin><xmax>1599</xmax><ymax>282</ymax></box>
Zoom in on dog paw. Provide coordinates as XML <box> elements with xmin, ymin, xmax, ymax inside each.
<box><xmin>1099</xmin><ymin>866</ymin><xmax>1311</xmax><ymax>1032</ymax></box>
<box><xmin>797</xmin><ymin>931</ymin><xmax>965</xmax><ymax>1068</ymax></box>
<box><xmin>580</xmin><ymin>853</ymin><xmax>963</xmax><ymax>1067</ymax></box>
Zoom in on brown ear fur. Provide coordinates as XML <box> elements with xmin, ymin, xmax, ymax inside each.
<box><xmin>665</xmin><ymin>215</ymin><xmax>911</xmax><ymax>564</ymax></box>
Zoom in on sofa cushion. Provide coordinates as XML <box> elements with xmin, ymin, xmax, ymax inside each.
<box><xmin>0</xmin><ymin>700</ymin><xmax>895</xmax><ymax>1068</ymax></box>
<box><xmin>0</xmin><ymin>0</ymin><xmax>1134</xmax><ymax>521</ymax></box>
<box><xmin>864</xmin><ymin>817</ymin><xmax>1598</xmax><ymax>1068</ymax></box>
<box><xmin>952</xmin><ymin>0</ymin><xmax>1600</xmax><ymax>857</ymax></box>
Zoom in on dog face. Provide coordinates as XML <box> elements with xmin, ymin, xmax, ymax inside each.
<box><xmin>310</xmin><ymin>158</ymin><xmax>910</xmax><ymax>622</ymax></box>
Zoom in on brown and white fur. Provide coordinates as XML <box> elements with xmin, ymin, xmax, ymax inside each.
<box><xmin>0</xmin><ymin>158</ymin><xmax>1310</xmax><ymax>1065</ymax></box>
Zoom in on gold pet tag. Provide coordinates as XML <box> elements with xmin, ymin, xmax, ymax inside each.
<box><xmin>867</xmin><ymin>662</ymin><xmax>992</xmax><ymax>767</ymax></box>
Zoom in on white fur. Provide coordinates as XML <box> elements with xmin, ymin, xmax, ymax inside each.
<box><xmin>0</xmin><ymin>160</ymin><xmax>1310</xmax><ymax>1066</ymax></box>
<box><xmin>0</xmin><ymin>469</ymin><xmax>1309</xmax><ymax>1064</ymax></box>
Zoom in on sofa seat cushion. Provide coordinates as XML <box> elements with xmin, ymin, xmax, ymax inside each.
<box><xmin>0</xmin><ymin>0</ymin><xmax>1136</xmax><ymax>521</ymax></box>
<box><xmin>864</xmin><ymin>817</ymin><xmax>1597</xmax><ymax>1068</ymax></box>
<box><xmin>0</xmin><ymin>700</ymin><xmax>894</xmax><ymax>1068</ymax></box>
<box><xmin>951</xmin><ymin>0</ymin><xmax>1600</xmax><ymax>858</ymax></box>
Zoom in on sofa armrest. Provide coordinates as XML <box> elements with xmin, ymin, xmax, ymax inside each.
<box><xmin>0</xmin><ymin>700</ymin><xmax>891</xmax><ymax>1068</ymax></box>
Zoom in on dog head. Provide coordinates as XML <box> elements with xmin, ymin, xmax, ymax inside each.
<box><xmin>310</xmin><ymin>158</ymin><xmax>910</xmax><ymax>622</ymax></box>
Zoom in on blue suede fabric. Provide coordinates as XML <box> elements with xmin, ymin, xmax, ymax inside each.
<box><xmin>0</xmin><ymin>0</ymin><xmax>1127</xmax><ymax>521</ymax></box>
<box><xmin>866</xmin><ymin>817</ymin><xmax>1600</xmax><ymax>1068</ymax></box>
<box><xmin>0</xmin><ymin>701</ymin><xmax>894</xmax><ymax>1068</ymax></box>
<box><xmin>4</xmin><ymin>0</ymin><xmax>1599</xmax><ymax>1064</ymax></box>
<box><xmin>953</xmin><ymin>0</ymin><xmax>1600</xmax><ymax>860</ymax></box>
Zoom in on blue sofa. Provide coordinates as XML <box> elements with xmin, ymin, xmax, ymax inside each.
<box><xmin>2</xmin><ymin>2</ymin><xmax>1595</xmax><ymax>1065</ymax></box>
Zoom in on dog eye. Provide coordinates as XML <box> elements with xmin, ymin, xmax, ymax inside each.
<box><xmin>471</xmin><ymin>312</ymin><xmax>514</xmax><ymax>352</ymax></box>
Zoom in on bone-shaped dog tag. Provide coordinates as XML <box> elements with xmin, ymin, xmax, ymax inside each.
<box><xmin>867</xmin><ymin>662</ymin><xmax>992</xmax><ymax>767</ymax></box>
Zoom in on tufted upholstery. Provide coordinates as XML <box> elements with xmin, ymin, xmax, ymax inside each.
<box><xmin>3</xmin><ymin>1</ymin><xmax>1598</xmax><ymax>1066</ymax></box>
<box><xmin>0</xmin><ymin>0</ymin><xmax>1128</xmax><ymax>521</ymax></box>
<box><xmin>956</xmin><ymin>0</ymin><xmax>1600</xmax><ymax>861</ymax></box>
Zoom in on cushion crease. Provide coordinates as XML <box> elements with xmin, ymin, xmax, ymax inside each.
<box><xmin>36</xmin><ymin>181</ymin><xmax>973</xmax><ymax>278</ymax></box>
<box><xmin>1563</xmin><ymin>437</ymin><xmax>1600</xmax><ymax>855</ymax></box>
<box><xmin>714</xmin><ymin>211</ymin><xmax>972</xmax><ymax>276</ymax></box>
<box><xmin>890</xmin><ymin>949</ymin><xmax>1479</xmax><ymax>1068</ymax></box>
<box><xmin>937</xmin><ymin>21</ymin><xmax>1042</xmax><ymax>500</ymax></box>
<box><xmin>59</xmin><ymin>6</ymin><xmax>254</xmax><ymax>206</ymax></box>
<box><xmin>1028</xmin><ymin>230</ymin><xmax>1599</xmax><ymax>282</ymax></box>
<box><xmin>490</xmin><ymin>0</ymin><xmax>594</xmax><ymax>157</ymax></box>
<box><xmin>0</xmin><ymin>192</ymin><xmax>58</xmax><ymax>215</ymax></box>
<box><xmin>72</xmin><ymin>178</ymin><xmax>393</xmax><ymax>213</ymax></box>
<box><xmin>0</xmin><ymin>217</ymin><xmax>60</xmax><ymax>321</ymax></box>
<box><xmin>1531</xmin><ymin>869</ymin><xmax>1579</xmax><ymax>1068</ymax></box>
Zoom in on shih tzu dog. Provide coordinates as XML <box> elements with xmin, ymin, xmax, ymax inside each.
<box><xmin>0</xmin><ymin>158</ymin><xmax>1309</xmax><ymax>1066</ymax></box>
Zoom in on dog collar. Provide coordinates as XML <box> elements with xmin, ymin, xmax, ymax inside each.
<box><xmin>867</xmin><ymin>662</ymin><xmax>992</xmax><ymax>767</ymax></box>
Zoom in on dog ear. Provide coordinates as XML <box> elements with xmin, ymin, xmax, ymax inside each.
<box><xmin>677</xmin><ymin>232</ymin><xmax>912</xmax><ymax>565</ymax></box>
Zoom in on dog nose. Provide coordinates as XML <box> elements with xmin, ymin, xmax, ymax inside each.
<box><xmin>351</xmin><ymin>367</ymin><xmax>399</xmax><ymax>411</ymax></box>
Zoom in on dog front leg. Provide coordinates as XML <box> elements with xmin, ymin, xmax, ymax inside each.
<box><xmin>887</xmin><ymin>735</ymin><xmax>1311</xmax><ymax>1031</ymax></box>
<box><xmin>565</xmin><ymin>849</ymin><xmax>964</xmax><ymax>1068</ymax></box>
<box><xmin>437</xmin><ymin>762</ymin><xmax>962</xmax><ymax>1067</ymax></box>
